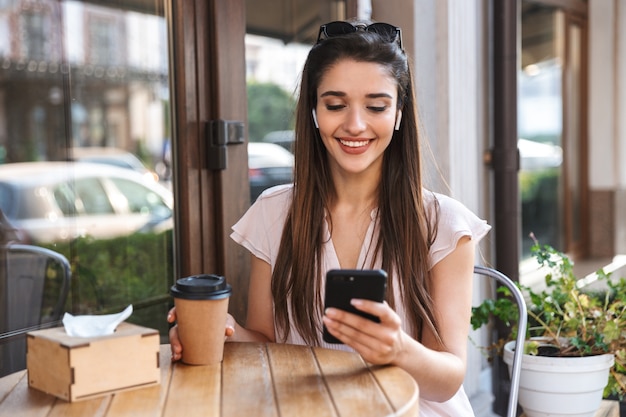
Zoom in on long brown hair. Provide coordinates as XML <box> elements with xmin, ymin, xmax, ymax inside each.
<box><xmin>272</xmin><ymin>28</ymin><xmax>440</xmax><ymax>346</ymax></box>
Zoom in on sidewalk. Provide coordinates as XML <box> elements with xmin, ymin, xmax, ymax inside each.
<box><xmin>520</xmin><ymin>253</ymin><xmax>626</xmax><ymax>292</ymax></box>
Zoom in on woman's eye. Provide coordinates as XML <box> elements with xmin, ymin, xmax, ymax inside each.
<box><xmin>326</xmin><ymin>104</ymin><xmax>344</xmax><ymax>111</ymax></box>
<box><xmin>368</xmin><ymin>106</ymin><xmax>387</xmax><ymax>112</ymax></box>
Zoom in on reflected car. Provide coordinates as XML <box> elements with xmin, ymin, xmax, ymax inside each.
<box><xmin>70</xmin><ymin>147</ymin><xmax>159</xmax><ymax>182</ymax></box>
<box><xmin>262</xmin><ymin>130</ymin><xmax>295</xmax><ymax>152</ymax></box>
<box><xmin>518</xmin><ymin>138</ymin><xmax>563</xmax><ymax>171</ymax></box>
<box><xmin>248</xmin><ymin>142</ymin><xmax>294</xmax><ymax>202</ymax></box>
<box><xmin>0</xmin><ymin>161</ymin><xmax>173</xmax><ymax>244</ymax></box>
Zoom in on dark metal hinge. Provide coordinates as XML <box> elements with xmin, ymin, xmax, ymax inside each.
<box><xmin>205</xmin><ymin>120</ymin><xmax>245</xmax><ymax>170</ymax></box>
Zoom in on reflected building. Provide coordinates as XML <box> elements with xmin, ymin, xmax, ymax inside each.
<box><xmin>0</xmin><ymin>0</ymin><xmax>169</xmax><ymax>166</ymax></box>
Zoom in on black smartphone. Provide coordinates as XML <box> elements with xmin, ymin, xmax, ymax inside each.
<box><xmin>322</xmin><ymin>269</ymin><xmax>388</xmax><ymax>344</ymax></box>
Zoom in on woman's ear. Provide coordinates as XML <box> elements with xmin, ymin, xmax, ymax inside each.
<box><xmin>394</xmin><ymin>110</ymin><xmax>402</xmax><ymax>131</ymax></box>
<box><xmin>312</xmin><ymin>109</ymin><xmax>319</xmax><ymax>129</ymax></box>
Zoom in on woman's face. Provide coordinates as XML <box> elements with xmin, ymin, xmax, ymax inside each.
<box><xmin>315</xmin><ymin>59</ymin><xmax>399</xmax><ymax>180</ymax></box>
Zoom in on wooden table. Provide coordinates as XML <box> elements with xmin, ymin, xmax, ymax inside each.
<box><xmin>0</xmin><ymin>342</ymin><xmax>419</xmax><ymax>417</ymax></box>
<box><xmin>520</xmin><ymin>400</ymin><xmax>619</xmax><ymax>417</ymax></box>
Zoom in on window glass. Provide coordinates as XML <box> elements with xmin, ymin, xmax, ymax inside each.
<box><xmin>244</xmin><ymin>35</ymin><xmax>309</xmax><ymax>202</ymax></box>
<box><xmin>519</xmin><ymin>4</ymin><xmax>587</xmax><ymax>275</ymax></box>
<box><xmin>0</xmin><ymin>184</ymin><xmax>14</xmax><ymax>217</ymax></box>
<box><xmin>53</xmin><ymin>183</ymin><xmax>77</xmax><ymax>216</ymax></box>
<box><xmin>74</xmin><ymin>178</ymin><xmax>114</xmax><ymax>214</ymax></box>
<box><xmin>110</xmin><ymin>177</ymin><xmax>171</xmax><ymax>216</ymax></box>
<box><xmin>519</xmin><ymin>5</ymin><xmax>563</xmax><ymax>262</ymax></box>
<box><xmin>0</xmin><ymin>0</ymin><xmax>173</xmax><ymax>377</ymax></box>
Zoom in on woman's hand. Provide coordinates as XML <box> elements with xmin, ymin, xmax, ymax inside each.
<box><xmin>167</xmin><ymin>307</ymin><xmax>236</xmax><ymax>362</ymax></box>
<box><xmin>166</xmin><ymin>307</ymin><xmax>182</xmax><ymax>361</ymax></box>
<box><xmin>322</xmin><ymin>300</ymin><xmax>408</xmax><ymax>365</ymax></box>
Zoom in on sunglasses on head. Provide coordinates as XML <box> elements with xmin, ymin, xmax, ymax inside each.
<box><xmin>317</xmin><ymin>21</ymin><xmax>403</xmax><ymax>50</ymax></box>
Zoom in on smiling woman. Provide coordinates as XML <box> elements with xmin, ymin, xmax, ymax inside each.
<box><xmin>167</xmin><ymin>19</ymin><xmax>491</xmax><ymax>417</ymax></box>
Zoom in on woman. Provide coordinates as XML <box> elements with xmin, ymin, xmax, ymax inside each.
<box><xmin>170</xmin><ymin>19</ymin><xmax>490</xmax><ymax>415</ymax></box>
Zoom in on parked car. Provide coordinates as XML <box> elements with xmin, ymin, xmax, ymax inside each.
<box><xmin>262</xmin><ymin>130</ymin><xmax>295</xmax><ymax>152</ymax></box>
<box><xmin>70</xmin><ymin>147</ymin><xmax>160</xmax><ymax>182</ymax></box>
<box><xmin>0</xmin><ymin>161</ymin><xmax>173</xmax><ymax>244</ymax></box>
<box><xmin>248</xmin><ymin>142</ymin><xmax>294</xmax><ymax>201</ymax></box>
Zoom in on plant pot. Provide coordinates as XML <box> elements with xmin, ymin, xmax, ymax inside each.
<box><xmin>503</xmin><ymin>341</ymin><xmax>615</xmax><ymax>417</ymax></box>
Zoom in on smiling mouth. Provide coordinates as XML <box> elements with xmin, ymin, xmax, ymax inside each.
<box><xmin>339</xmin><ymin>138</ymin><xmax>370</xmax><ymax>148</ymax></box>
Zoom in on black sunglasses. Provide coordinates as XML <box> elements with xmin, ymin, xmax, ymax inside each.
<box><xmin>317</xmin><ymin>21</ymin><xmax>403</xmax><ymax>50</ymax></box>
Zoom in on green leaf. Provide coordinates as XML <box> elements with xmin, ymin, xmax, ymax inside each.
<box><xmin>603</xmin><ymin>320</ymin><xmax>620</xmax><ymax>343</ymax></box>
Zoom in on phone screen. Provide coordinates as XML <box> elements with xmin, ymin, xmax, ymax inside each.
<box><xmin>322</xmin><ymin>269</ymin><xmax>388</xmax><ymax>344</ymax></box>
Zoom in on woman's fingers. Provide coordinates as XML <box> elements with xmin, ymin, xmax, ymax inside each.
<box><xmin>169</xmin><ymin>325</ymin><xmax>182</xmax><ymax>361</ymax></box>
<box><xmin>167</xmin><ymin>307</ymin><xmax>177</xmax><ymax>323</ymax></box>
<box><xmin>168</xmin><ymin>307</ymin><xmax>182</xmax><ymax>361</ymax></box>
<box><xmin>225</xmin><ymin>314</ymin><xmax>236</xmax><ymax>340</ymax></box>
<box><xmin>323</xmin><ymin>300</ymin><xmax>402</xmax><ymax>363</ymax></box>
<box><xmin>351</xmin><ymin>300</ymin><xmax>399</xmax><ymax>326</ymax></box>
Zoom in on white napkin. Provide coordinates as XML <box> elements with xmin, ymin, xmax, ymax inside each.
<box><xmin>62</xmin><ymin>305</ymin><xmax>133</xmax><ymax>338</ymax></box>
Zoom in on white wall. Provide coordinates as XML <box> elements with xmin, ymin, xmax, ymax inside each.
<box><xmin>618</xmin><ymin>1</ymin><xmax>626</xmax><ymax>189</ymax></box>
<box><xmin>588</xmin><ymin>0</ymin><xmax>617</xmax><ymax>189</ymax></box>
<box><xmin>589</xmin><ymin>0</ymin><xmax>626</xmax><ymax>254</ymax></box>
<box><xmin>615</xmin><ymin>0</ymin><xmax>626</xmax><ymax>254</ymax></box>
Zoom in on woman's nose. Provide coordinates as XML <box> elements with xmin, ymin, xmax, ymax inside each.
<box><xmin>343</xmin><ymin>108</ymin><xmax>367</xmax><ymax>134</ymax></box>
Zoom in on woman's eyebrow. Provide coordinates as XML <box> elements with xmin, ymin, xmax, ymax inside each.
<box><xmin>320</xmin><ymin>90</ymin><xmax>345</xmax><ymax>97</ymax></box>
<box><xmin>320</xmin><ymin>91</ymin><xmax>393</xmax><ymax>99</ymax></box>
<box><xmin>366</xmin><ymin>93</ymin><xmax>394</xmax><ymax>99</ymax></box>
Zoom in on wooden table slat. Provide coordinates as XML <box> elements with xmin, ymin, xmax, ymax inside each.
<box><xmin>105</xmin><ymin>346</ymin><xmax>173</xmax><ymax>417</ymax></box>
<box><xmin>267</xmin><ymin>343</ymin><xmax>336</xmax><ymax>417</ymax></box>
<box><xmin>48</xmin><ymin>397</ymin><xmax>110</xmax><ymax>417</ymax></box>
<box><xmin>368</xmin><ymin>364</ymin><xmax>420</xmax><ymax>417</ymax></box>
<box><xmin>163</xmin><ymin>361</ymin><xmax>221</xmax><ymax>416</ymax></box>
<box><xmin>0</xmin><ymin>370</ymin><xmax>55</xmax><ymax>417</ymax></box>
<box><xmin>595</xmin><ymin>400</ymin><xmax>620</xmax><ymax>417</ymax></box>
<box><xmin>518</xmin><ymin>400</ymin><xmax>619</xmax><ymax>417</ymax></box>
<box><xmin>0</xmin><ymin>369</ymin><xmax>24</xmax><ymax>403</ymax></box>
<box><xmin>221</xmin><ymin>342</ymin><xmax>278</xmax><ymax>417</ymax></box>
<box><xmin>313</xmin><ymin>347</ymin><xmax>394</xmax><ymax>417</ymax></box>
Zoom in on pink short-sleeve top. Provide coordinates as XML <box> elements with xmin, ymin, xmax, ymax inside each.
<box><xmin>231</xmin><ymin>184</ymin><xmax>490</xmax><ymax>416</ymax></box>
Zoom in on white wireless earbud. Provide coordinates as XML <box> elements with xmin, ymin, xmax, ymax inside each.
<box><xmin>394</xmin><ymin>110</ymin><xmax>402</xmax><ymax>131</ymax></box>
<box><xmin>312</xmin><ymin>109</ymin><xmax>319</xmax><ymax>129</ymax></box>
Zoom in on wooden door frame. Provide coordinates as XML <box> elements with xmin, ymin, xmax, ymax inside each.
<box><xmin>169</xmin><ymin>0</ymin><xmax>250</xmax><ymax>322</ymax></box>
<box><xmin>562</xmin><ymin>11</ymin><xmax>589</xmax><ymax>258</ymax></box>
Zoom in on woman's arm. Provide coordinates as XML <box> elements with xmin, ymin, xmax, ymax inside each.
<box><xmin>227</xmin><ymin>254</ymin><xmax>276</xmax><ymax>342</ymax></box>
<box><xmin>397</xmin><ymin>235</ymin><xmax>475</xmax><ymax>400</ymax></box>
<box><xmin>323</xmin><ymin>236</ymin><xmax>475</xmax><ymax>402</ymax></box>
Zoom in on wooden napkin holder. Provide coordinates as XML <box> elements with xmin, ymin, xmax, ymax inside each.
<box><xmin>26</xmin><ymin>322</ymin><xmax>160</xmax><ymax>402</ymax></box>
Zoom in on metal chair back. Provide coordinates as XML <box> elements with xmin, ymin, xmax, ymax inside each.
<box><xmin>0</xmin><ymin>244</ymin><xmax>71</xmax><ymax>376</ymax></box>
<box><xmin>474</xmin><ymin>266</ymin><xmax>528</xmax><ymax>417</ymax></box>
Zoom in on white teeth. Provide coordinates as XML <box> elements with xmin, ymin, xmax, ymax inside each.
<box><xmin>339</xmin><ymin>139</ymin><xmax>369</xmax><ymax>147</ymax></box>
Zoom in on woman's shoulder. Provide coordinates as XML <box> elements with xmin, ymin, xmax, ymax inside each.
<box><xmin>424</xmin><ymin>189</ymin><xmax>489</xmax><ymax>228</ymax></box>
<box><xmin>230</xmin><ymin>184</ymin><xmax>293</xmax><ymax>264</ymax></box>
<box><xmin>423</xmin><ymin>189</ymin><xmax>468</xmax><ymax>217</ymax></box>
<box><xmin>255</xmin><ymin>183</ymin><xmax>293</xmax><ymax>205</ymax></box>
<box><xmin>423</xmin><ymin>190</ymin><xmax>491</xmax><ymax>268</ymax></box>
<box><xmin>244</xmin><ymin>184</ymin><xmax>293</xmax><ymax>225</ymax></box>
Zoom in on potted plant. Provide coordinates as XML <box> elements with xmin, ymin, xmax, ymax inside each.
<box><xmin>471</xmin><ymin>237</ymin><xmax>626</xmax><ymax>417</ymax></box>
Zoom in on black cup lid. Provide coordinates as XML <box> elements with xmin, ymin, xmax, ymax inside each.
<box><xmin>170</xmin><ymin>274</ymin><xmax>232</xmax><ymax>300</ymax></box>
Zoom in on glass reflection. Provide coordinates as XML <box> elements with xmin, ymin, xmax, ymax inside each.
<box><xmin>519</xmin><ymin>5</ymin><xmax>563</xmax><ymax>260</ymax></box>
<box><xmin>0</xmin><ymin>0</ymin><xmax>173</xmax><ymax>377</ymax></box>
